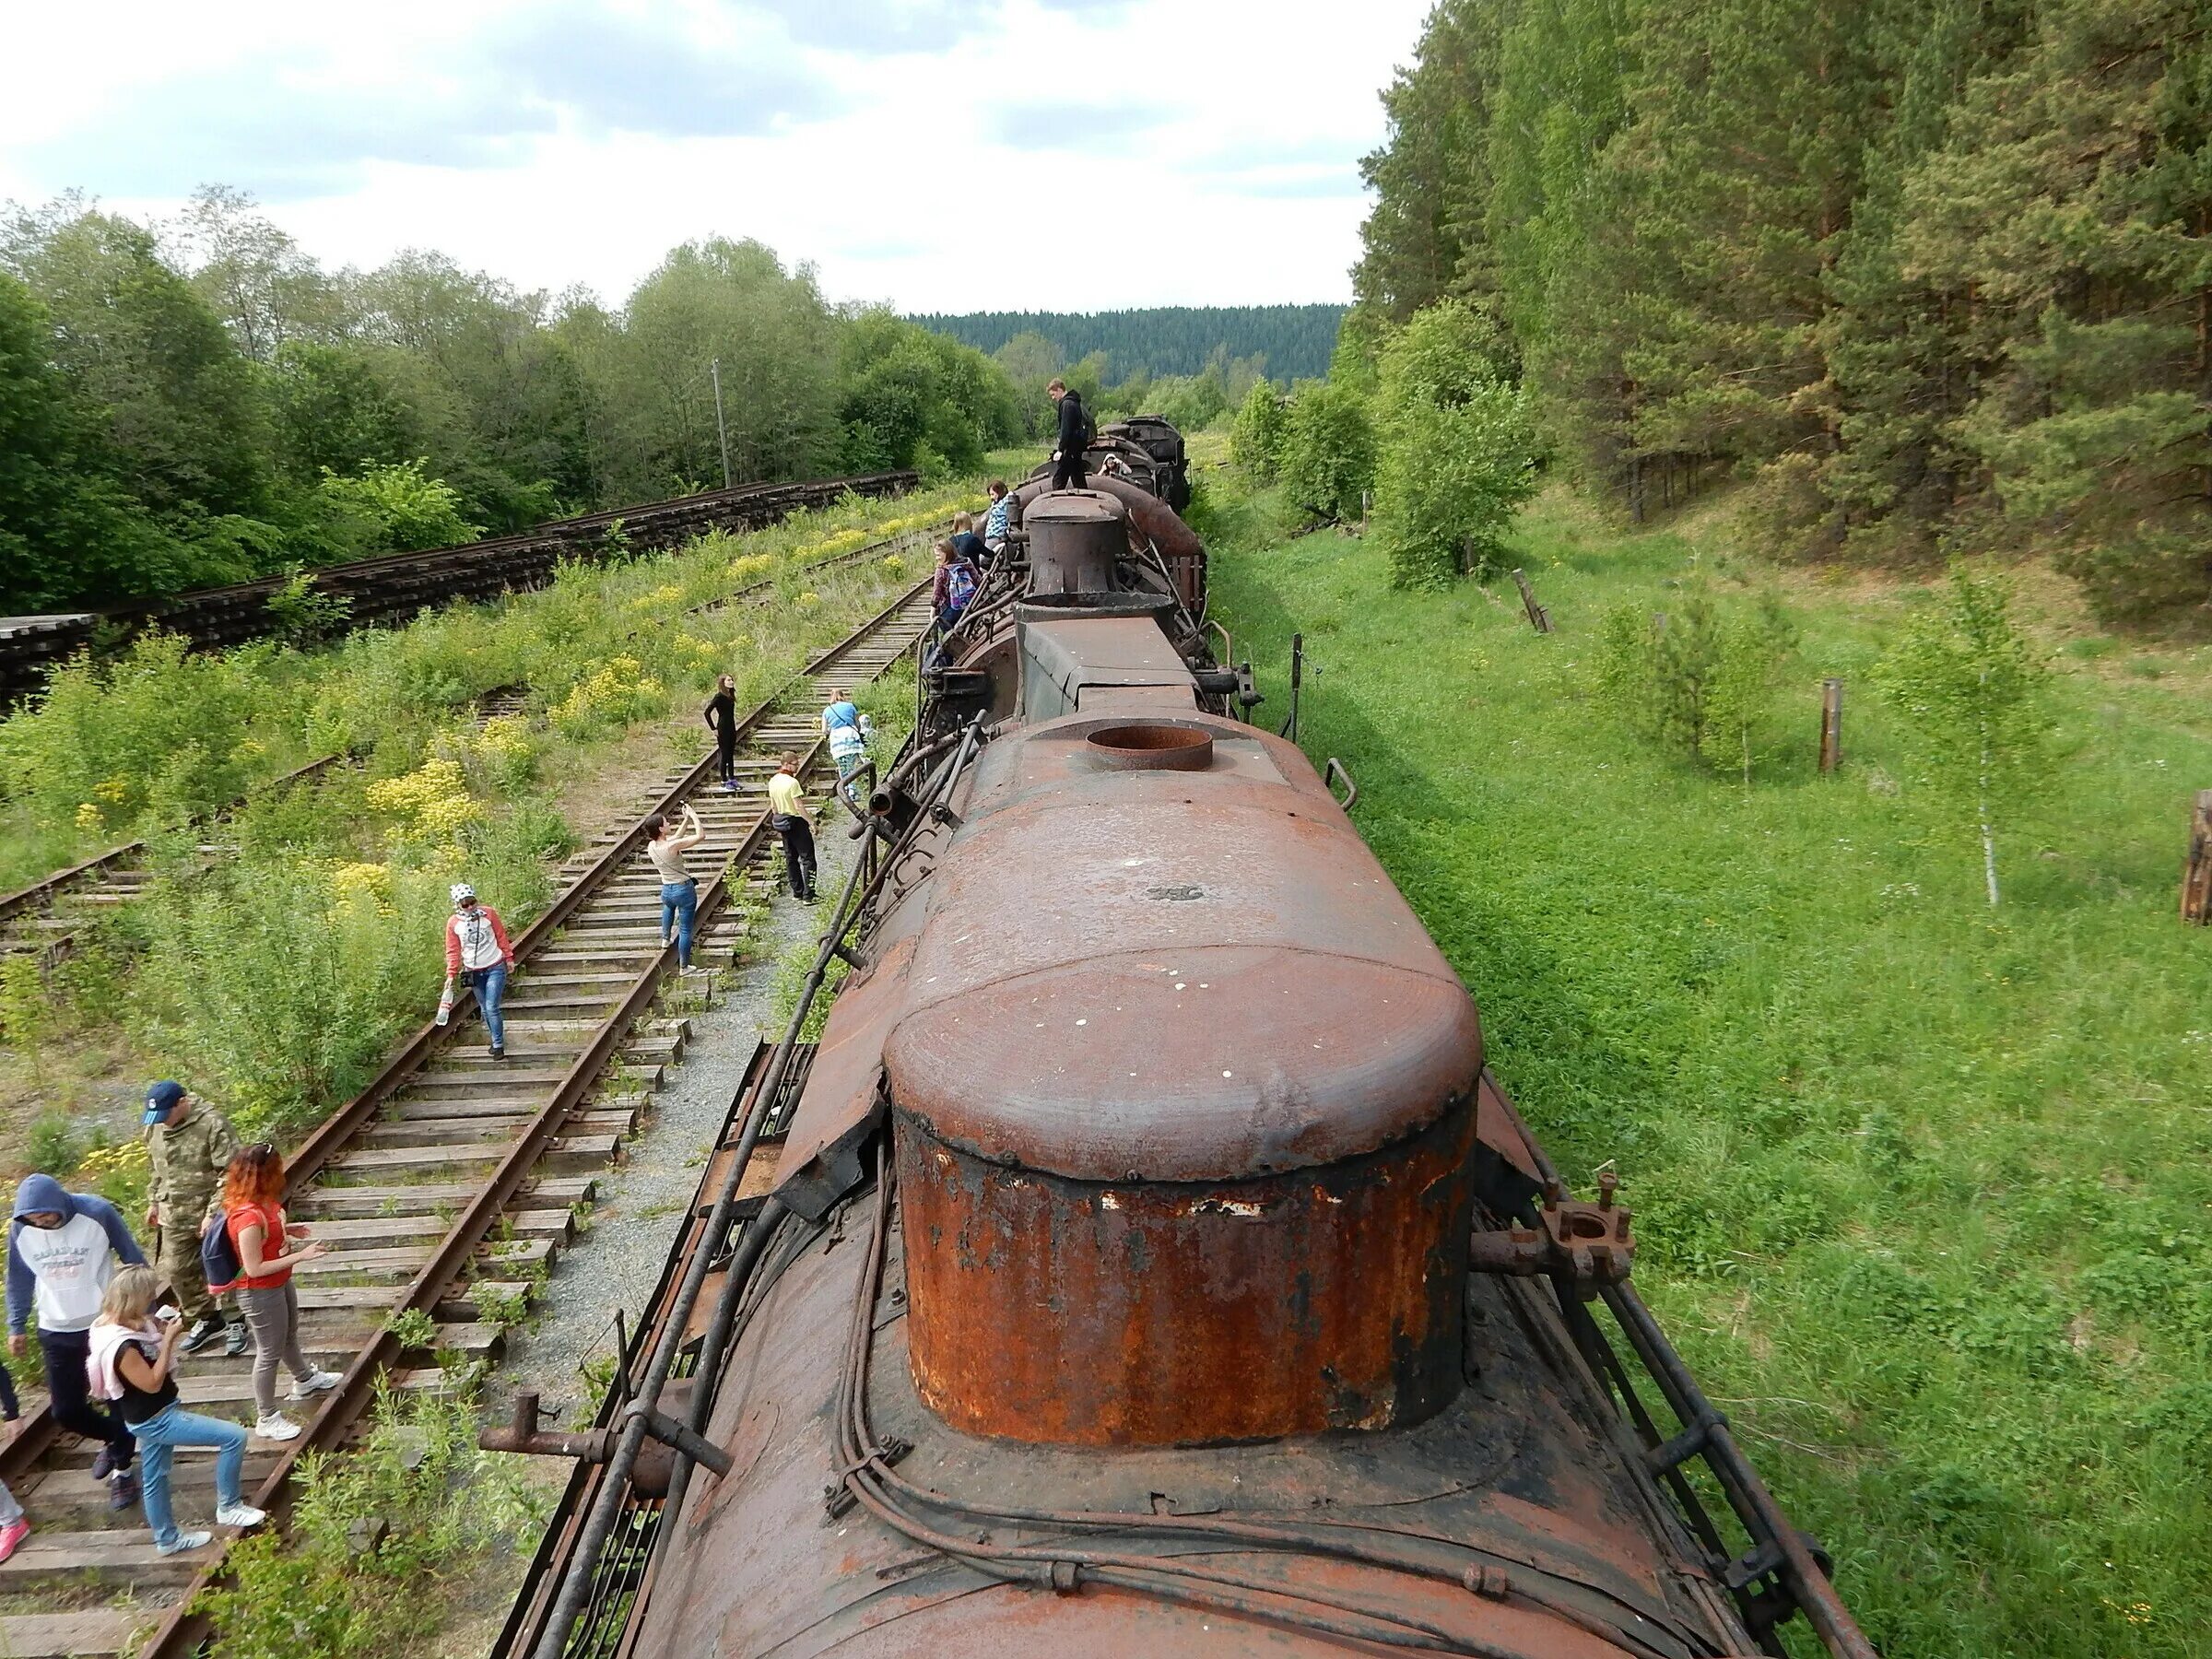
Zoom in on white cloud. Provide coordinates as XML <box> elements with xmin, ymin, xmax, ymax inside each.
<box><xmin>0</xmin><ymin>0</ymin><xmax>1430</xmax><ymax>312</ymax></box>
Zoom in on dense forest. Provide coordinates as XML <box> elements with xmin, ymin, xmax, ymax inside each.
<box><xmin>916</xmin><ymin>305</ymin><xmax>1346</xmax><ymax>383</ymax></box>
<box><xmin>0</xmin><ymin>189</ymin><xmax>1021</xmax><ymax>613</ymax></box>
<box><xmin>1347</xmin><ymin>0</ymin><xmax>2212</xmax><ymax>624</ymax></box>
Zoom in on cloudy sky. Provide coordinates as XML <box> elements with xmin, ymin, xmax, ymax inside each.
<box><xmin>0</xmin><ymin>0</ymin><xmax>1431</xmax><ymax>314</ymax></box>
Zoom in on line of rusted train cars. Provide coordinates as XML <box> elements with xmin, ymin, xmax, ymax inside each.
<box><xmin>495</xmin><ymin>419</ymin><xmax>1877</xmax><ymax>1658</ymax></box>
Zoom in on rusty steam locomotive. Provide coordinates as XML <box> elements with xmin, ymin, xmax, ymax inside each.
<box><xmin>493</xmin><ymin>427</ymin><xmax>1876</xmax><ymax>1659</ymax></box>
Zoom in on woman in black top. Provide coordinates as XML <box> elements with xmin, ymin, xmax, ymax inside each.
<box><xmin>92</xmin><ymin>1266</ymin><xmax>265</xmax><ymax>1555</ymax></box>
<box><xmin>705</xmin><ymin>675</ymin><xmax>739</xmax><ymax>792</ymax></box>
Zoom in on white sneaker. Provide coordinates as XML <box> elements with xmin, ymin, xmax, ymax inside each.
<box><xmin>289</xmin><ymin>1370</ymin><xmax>340</xmax><ymax>1400</ymax></box>
<box><xmin>216</xmin><ymin>1501</ymin><xmax>266</xmax><ymax>1529</ymax></box>
<box><xmin>254</xmin><ymin>1413</ymin><xmax>301</xmax><ymax>1441</ymax></box>
<box><xmin>157</xmin><ymin>1529</ymin><xmax>213</xmax><ymax>1556</ymax></box>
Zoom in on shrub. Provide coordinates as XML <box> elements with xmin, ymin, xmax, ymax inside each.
<box><xmin>1370</xmin><ymin>300</ymin><xmax>1541</xmax><ymax>587</ymax></box>
<box><xmin>1276</xmin><ymin>381</ymin><xmax>1376</xmax><ymax>524</ymax></box>
<box><xmin>133</xmin><ymin>858</ymin><xmax>431</xmax><ymax>1133</ymax></box>
<box><xmin>27</xmin><ymin>1112</ymin><xmax>79</xmax><ymax>1174</ymax></box>
<box><xmin>1874</xmin><ymin>561</ymin><xmax>2054</xmax><ymax>905</ymax></box>
<box><xmin>1594</xmin><ymin>584</ymin><xmax>1795</xmax><ymax>778</ymax></box>
<box><xmin>315</xmin><ymin>460</ymin><xmax>482</xmax><ymax>556</ymax></box>
<box><xmin>1231</xmin><ymin>382</ymin><xmax>1287</xmax><ymax>478</ymax></box>
<box><xmin>196</xmin><ymin>1382</ymin><xmax>539</xmax><ymax>1659</ymax></box>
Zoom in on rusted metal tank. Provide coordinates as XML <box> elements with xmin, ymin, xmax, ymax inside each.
<box><xmin>884</xmin><ymin>694</ymin><xmax>1485</xmax><ymax>1444</ymax></box>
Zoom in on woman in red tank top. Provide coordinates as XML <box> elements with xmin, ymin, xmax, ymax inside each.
<box><xmin>221</xmin><ymin>1146</ymin><xmax>339</xmax><ymax>1441</ymax></box>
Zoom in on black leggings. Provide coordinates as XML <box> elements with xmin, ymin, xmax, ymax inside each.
<box><xmin>716</xmin><ymin>735</ymin><xmax>736</xmax><ymax>783</ymax></box>
<box><xmin>775</xmin><ymin>815</ymin><xmax>817</xmax><ymax>900</ymax></box>
<box><xmin>41</xmin><ymin>1328</ymin><xmax>131</xmax><ymax>1466</ymax></box>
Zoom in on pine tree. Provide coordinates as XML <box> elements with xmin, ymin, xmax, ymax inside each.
<box><xmin>1900</xmin><ymin>0</ymin><xmax>2212</xmax><ymax>619</ymax></box>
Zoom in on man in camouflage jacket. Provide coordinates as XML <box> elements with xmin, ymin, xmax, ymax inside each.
<box><xmin>142</xmin><ymin>1081</ymin><xmax>246</xmax><ymax>1356</ymax></box>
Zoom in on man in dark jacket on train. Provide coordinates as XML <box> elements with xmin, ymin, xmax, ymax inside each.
<box><xmin>1048</xmin><ymin>379</ymin><xmax>1089</xmax><ymax>491</ymax></box>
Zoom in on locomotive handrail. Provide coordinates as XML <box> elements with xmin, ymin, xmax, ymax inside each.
<box><xmin>1324</xmin><ymin>756</ymin><xmax>1358</xmax><ymax>812</ymax></box>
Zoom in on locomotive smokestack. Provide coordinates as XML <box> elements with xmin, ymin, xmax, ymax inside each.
<box><xmin>1026</xmin><ymin>491</ymin><xmax>1124</xmax><ymax>595</ymax></box>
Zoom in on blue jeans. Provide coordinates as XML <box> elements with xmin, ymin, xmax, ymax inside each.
<box><xmin>131</xmin><ymin>1402</ymin><xmax>246</xmax><ymax>1548</ymax></box>
<box><xmin>660</xmin><ymin>881</ymin><xmax>698</xmax><ymax>968</ymax></box>
<box><xmin>465</xmin><ymin>963</ymin><xmax>507</xmax><ymax>1050</ymax></box>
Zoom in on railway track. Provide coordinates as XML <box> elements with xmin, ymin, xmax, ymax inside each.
<box><xmin>0</xmin><ymin>753</ymin><xmax>351</xmax><ymax>971</ymax></box>
<box><xmin>0</xmin><ymin>515</ymin><xmax>949</xmax><ymax>978</ymax></box>
<box><xmin>489</xmin><ymin>1036</ymin><xmax>818</xmax><ymax>1659</ymax></box>
<box><xmin>0</xmin><ymin>579</ymin><xmax>935</xmax><ymax>1659</ymax></box>
<box><xmin>0</xmin><ymin>471</ymin><xmax>918</xmax><ymax>704</ymax></box>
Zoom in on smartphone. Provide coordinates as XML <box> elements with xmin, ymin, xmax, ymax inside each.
<box><xmin>154</xmin><ymin>1305</ymin><xmax>181</xmax><ymax>1324</ymax></box>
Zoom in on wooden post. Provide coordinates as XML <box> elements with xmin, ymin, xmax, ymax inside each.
<box><xmin>1818</xmin><ymin>678</ymin><xmax>1844</xmax><ymax>775</ymax></box>
<box><xmin>2184</xmin><ymin>790</ymin><xmax>2212</xmax><ymax>924</ymax></box>
<box><xmin>1512</xmin><ymin>569</ymin><xmax>1552</xmax><ymax>634</ymax></box>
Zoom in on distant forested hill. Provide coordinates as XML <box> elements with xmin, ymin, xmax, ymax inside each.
<box><xmin>912</xmin><ymin>305</ymin><xmax>1346</xmax><ymax>383</ymax></box>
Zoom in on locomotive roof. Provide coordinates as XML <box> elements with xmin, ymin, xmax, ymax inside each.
<box><xmin>879</xmin><ymin>703</ymin><xmax>1482</xmax><ymax>1182</ymax></box>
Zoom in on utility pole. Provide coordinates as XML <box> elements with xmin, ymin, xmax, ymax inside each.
<box><xmin>709</xmin><ymin>357</ymin><xmax>733</xmax><ymax>490</ymax></box>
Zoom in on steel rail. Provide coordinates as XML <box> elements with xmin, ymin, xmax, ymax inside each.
<box><xmin>0</xmin><ymin>749</ymin><xmax>350</xmax><ymax>930</ymax></box>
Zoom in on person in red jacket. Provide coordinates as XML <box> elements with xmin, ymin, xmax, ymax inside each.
<box><xmin>442</xmin><ymin>883</ymin><xmax>515</xmax><ymax>1059</ymax></box>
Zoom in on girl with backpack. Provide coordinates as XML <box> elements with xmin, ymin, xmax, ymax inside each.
<box><xmin>932</xmin><ymin>539</ymin><xmax>980</xmax><ymax>630</ymax></box>
<box><xmin>218</xmin><ymin>1146</ymin><xmax>337</xmax><ymax>1442</ymax></box>
<box><xmin>88</xmin><ymin>1266</ymin><xmax>265</xmax><ymax>1555</ymax></box>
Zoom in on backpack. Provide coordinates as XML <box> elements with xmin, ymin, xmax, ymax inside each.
<box><xmin>944</xmin><ymin>562</ymin><xmax>978</xmax><ymax>615</ymax></box>
<box><xmin>201</xmin><ymin>1206</ymin><xmax>244</xmax><ymax>1296</ymax></box>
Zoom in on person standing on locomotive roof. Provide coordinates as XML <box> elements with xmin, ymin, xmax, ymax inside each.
<box><xmin>982</xmin><ymin>480</ymin><xmax>1013</xmax><ymax>554</ymax></box>
<box><xmin>141</xmin><ymin>1081</ymin><xmax>247</xmax><ymax>1359</ymax></box>
<box><xmin>443</xmin><ymin>883</ymin><xmax>515</xmax><ymax>1060</ymax></box>
<box><xmin>6</xmin><ymin>1173</ymin><xmax>143</xmax><ymax>1511</ymax></box>
<box><xmin>766</xmin><ymin>753</ymin><xmax>818</xmax><ymax>901</ymax></box>
<box><xmin>1048</xmin><ymin>379</ymin><xmax>1089</xmax><ymax>491</ymax></box>
<box><xmin>705</xmin><ymin>674</ymin><xmax>740</xmax><ymax>794</ymax></box>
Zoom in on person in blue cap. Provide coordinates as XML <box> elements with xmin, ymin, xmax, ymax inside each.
<box><xmin>141</xmin><ymin>1082</ymin><xmax>246</xmax><ymax>1357</ymax></box>
<box><xmin>6</xmin><ymin>1173</ymin><xmax>144</xmax><ymax>1509</ymax></box>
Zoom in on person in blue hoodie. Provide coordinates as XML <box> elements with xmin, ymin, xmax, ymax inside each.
<box><xmin>6</xmin><ymin>1174</ymin><xmax>144</xmax><ymax>1509</ymax></box>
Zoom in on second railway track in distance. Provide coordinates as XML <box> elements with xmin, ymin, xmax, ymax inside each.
<box><xmin>0</xmin><ymin>519</ymin><xmax>947</xmax><ymax>978</ymax></box>
<box><xmin>0</xmin><ymin>579</ymin><xmax>935</xmax><ymax>1659</ymax></box>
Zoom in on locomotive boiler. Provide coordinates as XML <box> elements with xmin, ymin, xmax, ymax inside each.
<box><xmin>494</xmin><ymin>448</ymin><xmax>1876</xmax><ymax>1659</ymax></box>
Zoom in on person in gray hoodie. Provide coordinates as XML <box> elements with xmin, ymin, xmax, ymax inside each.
<box><xmin>6</xmin><ymin>1174</ymin><xmax>144</xmax><ymax>1508</ymax></box>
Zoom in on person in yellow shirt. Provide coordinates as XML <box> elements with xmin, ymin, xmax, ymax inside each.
<box><xmin>765</xmin><ymin>753</ymin><xmax>817</xmax><ymax>901</ymax></box>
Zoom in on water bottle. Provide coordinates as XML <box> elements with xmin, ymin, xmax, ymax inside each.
<box><xmin>436</xmin><ymin>982</ymin><xmax>454</xmax><ymax>1027</ymax></box>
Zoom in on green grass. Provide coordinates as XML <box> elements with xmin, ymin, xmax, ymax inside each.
<box><xmin>1205</xmin><ymin>477</ymin><xmax>2212</xmax><ymax>1658</ymax></box>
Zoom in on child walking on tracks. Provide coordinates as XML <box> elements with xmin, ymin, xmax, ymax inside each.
<box><xmin>443</xmin><ymin>883</ymin><xmax>515</xmax><ymax>1060</ymax></box>
<box><xmin>767</xmin><ymin>753</ymin><xmax>818</xmax><ymax>901</ymax></box>
<box><xmin>89</xmin><ymin>1266</ymin><xmax>265</xmax><ymax>1555</ymax></box>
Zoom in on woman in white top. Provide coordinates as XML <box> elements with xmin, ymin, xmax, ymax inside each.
<box><xmin>648</xmin><ymin>804</ymin><xmax>706</xmax><ymax>970</ymax></box>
